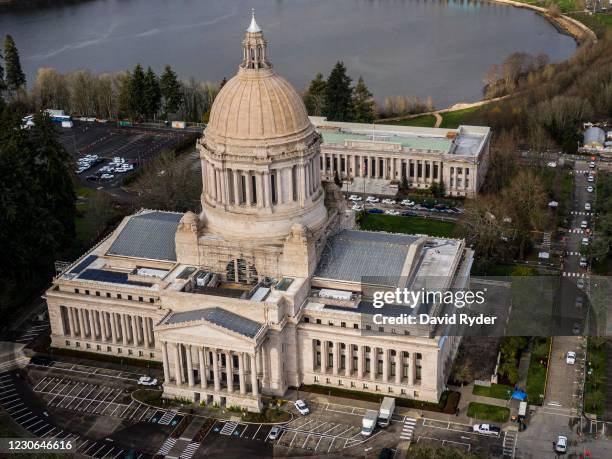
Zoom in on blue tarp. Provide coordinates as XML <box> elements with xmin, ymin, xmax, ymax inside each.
<box><xmin>511</xmin><ymin>390</ymin><xmax>528</xmax><ymax>401</ymax></box>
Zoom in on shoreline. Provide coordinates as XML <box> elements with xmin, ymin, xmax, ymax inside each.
<box><xmin>488</xmin><ymin>0</ymin><xmax>597</xmax><ymax>43</ymax></box>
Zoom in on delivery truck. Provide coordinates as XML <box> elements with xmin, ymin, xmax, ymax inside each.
<box><xmin>361</xmin><ymin>409</ymin><xmax>378</xmax><ymax>436</ymax></box>
<box><xmin>378</xmin><ymin>397</ymin><xmax>395</xmax><ymax>427</ymax></box>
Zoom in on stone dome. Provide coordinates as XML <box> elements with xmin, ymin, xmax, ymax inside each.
<box><xmin>206</xmin><ymin>68</ymin><xmax>313</xmax><ymax>147</ymax></box>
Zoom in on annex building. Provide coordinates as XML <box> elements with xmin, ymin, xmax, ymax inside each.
<box><xmin>46</xmin><ymin>14</ymin><xmax>475</xmax><ymax>412</ymax></box>
<box><xmin>314</xmin><ymin>118</ymin><xmax>491</xmax><ymax>197</ymax></box>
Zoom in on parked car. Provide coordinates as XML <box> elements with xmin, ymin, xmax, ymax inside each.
<box><xmin>473</xmin><ymin>424</ymin><xmax>501</xmax><ymax>436</ymax></box>
<box><xmin>576</xmin><ymin>278</ymin><xmax>585</xmax><ymax>290</ymax></box>
<box><xmin>575</xmin><ymin>295</ymin><xmax>584</xmax><ymax>308</ymax></box>
<box><xmin>401</xmin><ymin>211</ymin><xmax>418</xmax><ymax>217</ymax></box>
<box><xmin>400</xmin><ymin>199</ymin><xmax>415</xmax><ymax>207</ymax></box>
<box><xmin>554</xmin><ymin>435</ymin><xmax>567</xmax><ymax>453</ymax></box>
<box><xmin>351</xmin><ymin>204</ymin><xmax>364</xmax><ymax>211</ymax></box>
<box><xmin>348</xmin><ymin>195</ymin><xmax>361</xmax><ymax>201</ymax></box>
<box><xmin>580</xmin><ymin>220</ymin><xmax>588</xmax><ymax>229</ymax></box>
<box><xmin>137</xmin><ymin>376</ymin><xmax>158</xmax><ymax>386</ymax></box>
<box><xmin>589</xmin><ymin>161</ymin><xmax>596</xmax><ymax>168</ymax></box>
<box><xmin>584</xmin><ymin>203</ymin><xmax>591</xmax><ymax>211</ymax></box>
<box><xmin>268</xmin><ymin>426</ymin><xmax>282</xmax><ymax>440</ymax></box>
<box><xmin>294</xmin><ymin>399</ymin><xmax>310</xmax><ymax>415</ymax></box>
<box><xmin>384</xmin><ymin>210</ymin><xmax>400</xmax><ymax>216</ymax></box>
<box><xmin>382</xmin><ymin>198</ymin><xmax>395</xmax><ymax>205</ymax></box>
<box><xmin>572</xmin><ymin>322</ymin><xmax>582</xmax><ymax>335</ymax></box>
<box><xmin>366</xmin><ymin>196</ymin><xmax>380</xmax><ymax>203</ymax></box>
<box><xmin>587</xmin><ymin>175</ymin><xmax>595</xmax><ymax>183</ymax></box>
<box><xmin>587</xmin><ymin>186</ymin><xmax>594</xmax><ymax>193</ymax></box>
<box><xmin>581</xmin><ymin>237</ymin><xmax>589</xmax><ymax>246</ymax></box>
<box><xmin>579</xmin><ymin>256</ymin><xmax>588</xmax><ymax>267</ymax></box>
<box><xmin>367</xmin><ymin>208</ymin><xmax>384</xmax><ymax>214</ymax></box>
<box><xmin>566</xmin><ymin>351</ymin><xmax>576</xmax><ymax>365</ymax></box>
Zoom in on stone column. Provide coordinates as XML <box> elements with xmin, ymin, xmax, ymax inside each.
<box><xmin>263</xmin><ymin>173</ymin><xmax>272</xmax><ymax>208</ymax></box>
<box><xmin>370</xmin><ymin>347</ymin><xmax>377</xmax><ymax>381</ymax></box>
<box><xmin>408</xmin><ymin>353</ymin><xmax>415</xmax><ymax>386</ymax></box>
<box><xmin>68</xmin><ymin>307</ymin><xmax>76</xmax><ymax>338</ymax></box>
<box><xmin>213</xmin><ymin>350</ymin><xmax>221</xmax><ymax>392</ymax></box>
<box><xmin>395</xmin><ymin>351</ymin><xmax>402</xmax><ymax>384</ymax></box>
<box><xmin>299</xmin><ymin>164</ymin><xmax>306</xmax><ymax>206</ymax></box>
<box><xmin>88</xmin><ymin>310</ymin><xmax>96</xmax><ymax>340</ymax></box>
<box><xmin>311</xmin><ymin>340</ymin><xmax>317</xmax><ymax>372</ymax></box>
<box><xmin>186</xmin><ymin>345</ymin><xmax>194</xmax><ymax>387</ymax></box>
<box><xmin>198</xmin><ymin>347</ymin><xmax>207</xmax><ymax>389</ymax></box>
<box><xmin>383</xmin><ymin>348</ymin><xmax>389</xmax><ymax>383</ymax></box>
<box><xmin>110</xmin><ymin>313</ymin><xmax>118</xmax><ymax>344</ymax></box>
<box><xmin>256</xmin><ymin>173</ymin><xmax>264</xmax><ymax>208</ymax></box>
<box><xmin>143</xmin><ymin>317</ymin><xmax>151</xmax><ymax>347</ymax></box>
<box><xmin>345</xmin><ymin>344</ymin><xmax>351</xmax><ymax>377</ymax></box>
<box><xmin>358</xmin><ymin>345</ymin><xmax>365</xmax><ymax>378</ymax></box>
<box><xmin>100</xmin><ymin>311</ymin><xmax>108</xmax><ymax>341</ymax></box>
<box><xmin>321</xmin><ymin>341</ymin><xmax>328</xmax><ymax>374</ymax></box>
<box><xmin>332</xmin><ymin>342</ymin><xmax>339</xmax><ymax>376</ymax></box>
<box><xmin>250</xmin><ymin>353</ymin><xmax>259</xmax><ymax>396</ymax></box>
<box><xmin>226</xmin><ymin>352</ymin><xmax>234</xmax><ymax>393</ymax></box>
<box><xmin>233</xmin><ymin>170</ymin><xmax>241</xmax><ymax>205</ymax></box>
<box><xmin>131</xmin><ymin>315</ymin><xmax>139</xmax><ymax>346</ymax></box>
<box><xmin>78</xmin><ymin>309</ymin><xmax>86</xmax><ymax>337</ymax></box>
<box><xmin>174</xmin><ymin>343</ymin><xmax>182</xmax><ymax>385</ymax></box>
<box><xmin>121</xmin><ymin>314</ymin><xmax>129</xmax><ymax>346</ymax></box>
<box><xmin>238</xmin><ymin>353</ymin><xmax>246</xmax><ymax>395</ymax></box>
<box><xmin>245</xmin><ymin>173</ymin><xmax>252</xmax><ymax>205</ymax></box>
<box><xmin>276</xmin><ymin>169</ymin><xmax>283</xmax><ymax>205</ymax></box>
<box><xmin>148</xmin><ymin>318</ymin><xmax>155</xmax><ymax>347</ymax></box>
<box><xmin>162</xmin><ymin>341</ymin><xmax>170</xmax><ymax>384</ymax></box>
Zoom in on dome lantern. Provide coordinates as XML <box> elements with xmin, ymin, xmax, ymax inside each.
<box><xmin>242</xmin><ymin>9</ymin><xmax>270</xmax><ymax>70</ymax></box>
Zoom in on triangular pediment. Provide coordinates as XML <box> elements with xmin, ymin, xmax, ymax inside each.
<box><xmin>156</xmin><ymin>320</ymin><xmax>259</xmax><ymax>353</ymax></box>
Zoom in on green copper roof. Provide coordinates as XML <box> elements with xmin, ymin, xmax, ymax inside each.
<box><xmin>320</xmin><ymin>130</ymin><xmax>453</xmax><ymax>153</ymax></box>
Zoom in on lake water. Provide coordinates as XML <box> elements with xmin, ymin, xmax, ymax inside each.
<box><xmin>1</xmin><ymin>0</ymin><xmax>576</xmax><ymax>108</ymax></box>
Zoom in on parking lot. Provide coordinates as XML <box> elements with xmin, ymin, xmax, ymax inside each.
<box><xmin>58</xmin><ymin>121</ymin><xmax>196</xmax><ymax>190</ymax></box>
<box><xmin>416</xmin><ymin>417</ymin><xmax>508</xmax><ymax>457</ymax></box>
<box><xmin>29</xmin><ymin>356</ymin><xmax>146</xmax><ymax>382</ymax></box>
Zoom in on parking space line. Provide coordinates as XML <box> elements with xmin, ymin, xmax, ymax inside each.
<box><xmin>24</xmin><ymin>419</ymin><xmax>44</xmax><ymax>430</ymax></box>
<box><xmin>314</xmin><ymin>435</ymin><xmax>323</xmax><ymax>451</ymax></box>
<box><xmin>14</xmin><ymin>412</ymin><xmax>33</xmax><ymax>421</ymax></box>
<box><xmin>84</xmin><ymin>442</ymin><xmax>99</xmax><ymax>454</ymax></box>
<box><xmin>252</xmin><ymin>424</ymin><xmax>262</xmax><ymax>439</ymax></box>
<box><xmin>301</xmin><ymin>433</ymin><xmax>311</xmax><ymax>449</ymax></box>
<box><xmin>33</xmin><ymin>377</ymin><xmax>50</xmax><ymax>390</ymax></box>
<box><xmin>0</xmin><ymin>389</ymin><xmax>16</xmax><ymax>397</ymax></box>
<box><xmin>33</xmin><ymin>424</ymin><xmax>50</xmax><ymax>435</ymax></box>
<box><xmin>49</xmin><ymin>430</ymin><xmax>64</xmax><ymax>439</ymax></box>
<box><xmin>288</xmin><ymin>431</ymin><xmax>299</xmax><ymax>447</ymax></box>
<box><xmin>0</xmin><ymin>393</ymin><xmax>19</xmax><ymax>401</ymax></box>
<box><xmin>76</xmin><ymin>440</ymin><xmax>89</xmax><ymax>451</ymax></box>
<box><xmin>74</xmin><ymin>386</ymin><xmax>98</xmax><ymax>410</ymax></box>
<box><xmin>113</xmin><ymin>449</ymin><xmax>125</xmax><ymax>459</ymax></box>
<box><xmin>120</xmin><ymin>400</ymin><xmax>135</xmax><ymax>417</ymax></box>
<box><xmin>41</xmin><ymin>427</ymin><xmax>56</xmax><ymax>437</ymax></box>
<box><xmin>100</xmin><ymin>390</ymin><xmax>122</xmax><ymax>415</ymax></box>
<box><xmin>38</xmin><ymin>378</ymin><xmax>56</xmax><ymax>393</ymax></box>
<box><xmin>9</xmin><ymin>407</ymin><xmax>28</xmax><ymax>416</ymax></box>
<box><xmin>4</xmin><ymin>401</ymin><xmax>23</xmax><ymax>409</ymax></box>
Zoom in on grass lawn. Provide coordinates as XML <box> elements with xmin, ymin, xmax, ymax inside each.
<box><xmin>473</xmin><ymin>383</ymin><xmax>513</xmax><ymax>400</ymax></box>
<box><xmin>525</xmin><ymin>337</ymin><xmax>551</xmax><ymax>405</ymax></box>
<box><xmin>584</xmin><ymin>337</ymin><xmax>606</xmax><ymax>415</ymax></box>
<box><xmin>439</xmin><ymin>106</ymin><xmax>481</xmax><ymax>129</ymax></box>
<box><xmin>360</xmin><ymin>214</ymin><xmax>456</xmax><ymax>238</ymax></box>
<box><xmin>467</xmin><ymin>402</ymin><xmax>510</xmax><ymax>423</ymax></box>
<box><xmin>379</xmin><ymin>114</ymin><xmax>437</xmax><ymax>128</ymax></box>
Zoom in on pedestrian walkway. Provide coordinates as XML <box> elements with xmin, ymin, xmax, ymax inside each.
<box><xmin>562</xmin><ymin>272</ymin><xmax>587</xmax><ymax>278</ymax></box>
<box><xmin>502</xmin><ymin>430</ymin><xmax>518</xmax><ymax>458</ymax></box>
<box><xmin>159</xmin><ymin>409</ymin><xmax>178</xmax><ymax>425</ymax></box>
<box><xmin>220</xmin><ymin>421</ymin><xmax>238</xmax><ymax>435</ymax></box>
<box><xmin>400</xmin><ymin>417</ymin><xmax>417</xmax><ymax>441</ymax></box>
<box><xmin>179</xmin><ymin>442</ymin><xmax>200</xmax><ymax>459</ymax></box>
<box><xmin>157</xmin><ymin>437</ymin><xmax>177</xmax><ymax>456</ymax></box>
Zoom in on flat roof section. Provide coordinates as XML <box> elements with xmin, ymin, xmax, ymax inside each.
<box><xmin>163</xmin><ymin>307</ymin><xmax>263</xmax><ymax>338</ymax></box>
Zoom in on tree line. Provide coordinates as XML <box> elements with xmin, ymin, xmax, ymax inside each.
<box><xmin>0</xmin><ymin>35</ymin><xmax>220</xmax><ymax>123</ymax></box>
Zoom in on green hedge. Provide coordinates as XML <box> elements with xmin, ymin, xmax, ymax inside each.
<box><xmin>47</xmin><ymin>347</ymin><xmax>163</xmax><ymax>370</ymax></box>
<box><xmin>525</xmin><ymin>337</ymin><xmax>551</xmax><ymax>405</ymax></box>
<box><xmin>467</xmin><ymin>402</ymin><xmax>510</xmax><ymax>423</ymax></box>
<box><xmin>298</xmin><ymin>384</ymin><xmax>460</xmax><ymax>414</ymax></box>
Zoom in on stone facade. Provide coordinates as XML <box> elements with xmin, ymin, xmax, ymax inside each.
<box><xmin>45</xmin><ymin>14</ymin><xmax>477</xmax><ymax>412</ymax></box>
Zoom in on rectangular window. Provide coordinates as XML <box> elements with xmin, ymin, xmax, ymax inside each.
<box><xmin>107</xmin><ymin>346</ymin><xmax>112</xmax><ymax>352</ymax></box>
<box><xmin>314</xmin><ymin>376</ymin><xmax>319</xmax><ymax>382</ymax></box>
<box><xmin>128</xmin><ymin>295</ymin><xmax>133</xmax><ymax>300</ymax></box>
<box><xmin>117</xmin><ymin>294</ymin><xmax>122</xmax><ymax>299</ymax></box>
<box><xmin>401</xmin><ymin>389</ymin><xmax>406</xmax><ymax>395</ymax></box>
<box><xmin>139</xmin><ymin>296</ymin><xmax>143</xmax><ymax>302</ymax></box>
<box><xmin>351</xmin><ymin>382</ymin><xmax>356</xmax><ymax>388</ymax></box>
<box><xmin>353</xmin><ymin>324</ymin><xmax>358</xmax><ymax>329</ymax></box>
<box><xmin>341</xmin><ymin>322</ymin><xmax>346</xmax><ymax>328</ymax></box>
<box><xmin>326</xmin><ymin>378</ymin><xmax>330</xmax><ymax>384</ymax></box>
<box><xmin>117</xmin><ymin>348</ymin><xmax>122</xmax><ymax>353</ymax></box>
<box><xmin>149</xmin><ymin>352</ymin><xmax>154</xmax><ymax>358</ymax></box>
<box><xmin>65</xmin><ymin>340</ymin><xmax>70</xmax><ymax>346</ymax></box>
<box><xmin>128</xmin><ymin>349</ymin><xmax>133</xmax><ymax>355</ymax></box>
<box><xmin>316</xmin><ymin>319</ymin><xmax>322</xmax><ymax>324</ymax></box>
<box><xmin>96</xmin><ymin>345</ymin><xmax>101</xmax><ymax>350</ymax></box>
<box><xmin>378</xmin><ymin>326</ymin><xmax>384</xmax><ymax>332</ymax></box>
<box><xmin>76</xmin><ymin>342</ymin><xmax>80</xmax><ymax>347</ymax></box>
<box><xmin>304</xmin><ymin>317</ymin><xmax>310</xmax><ymax>323</ymax></box>
<box><xmin>363</xmin><ymin>384</ymin><xmax>368</xmax><ymax>389</ymax></box>
<box><xmin>366</xmin><ymin>325</ymin><xmax>371</xmax><ymax>330</ymax></box>
<box><xmin>328</xmin><ymin>321</ymin><xmax>334</xmax><ymax>326</ymax></box>
<box><xmin>74</xmin><ymin>288</ymin><xmax>80</xmax><ymax>294</ymax></box>
<box><xmin>95</xmin><ymin>291</ymin><xmax>100</xmax><ymax>297</ymax></box>
<box><xmin>85</xmin><ymin>290</ymin><xmax>90</xmax><ymax>295</ymax></box>
<box><xmin>106</xmin><ymin>292</ymin><xmax>111</xmax><ymax>298</ymax></box>
<box><xmin>149</xmin><ymin>298</ymin><xmax>154</xmax><ymax>303</ymax></box>
<box><xmin>86</xmin><ymin>343</ymin><xmax>91</xmax><ymax>349</ymax></box>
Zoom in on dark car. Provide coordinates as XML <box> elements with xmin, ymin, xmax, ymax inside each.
<box><xmin>401</xmin><ymin>211</ymin><xmax>418</xmax><ymax>217</ymax></box>
<box><xmin>379</xmin><ymin>448</ymin><xmax>393</xmax><ymax>459</ymax></box>
<box><xmin>434</xmin><ymin>203</ymin><xmax>447</xmax><ymax>210</ymax></box>
<box><xmin>368</xmin><ymin>208</ymin><xmax>384</xmax><ymax>214</ymax></box>
<box><xmin>85</xmin><ymin>175</ymin><xmax>100</xmax><ymax>182</ymax></box>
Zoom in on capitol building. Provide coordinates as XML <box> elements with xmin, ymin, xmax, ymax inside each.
<box><xmin>45</xmin><ymin>15</ymin><xmax>475</xmax><ymax>412</ymax></box>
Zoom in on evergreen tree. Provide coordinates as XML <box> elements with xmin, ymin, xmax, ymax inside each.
<box><xmin>324</xmin><ymin>62</ymin><xmax>353</xmax><ymax>122</ymax></box>
<box><xmin>117</xmin><ymin>71</ymin><xmax>133</xmax><ymax>119</ymax></box>
<box><xmin>130</xmin><ymin>64</ymin><xmax>146</xmax><ymax>119</ymax></box>
<box><xmin>401</xmin><ymin>172</ymin><xmax>409</xmax><ymax>191</ymax></box>
<box><xmin>143</xmin><ymin>66</ymin><xmax>161</xmax><ymax>119</ymax></box>
<box><xmin>160</xmin><ymin>65</ymin><xmax>183</xmax><ymax>118</ymax></box>
<box><xmin>304</xmin><ymin>72</ymin><xmax>326</xmax><ymax>116</ymax></box>
<box><xmin>352</xmin><ymin>76</ymin><xmax>375</xmax><ymax>123</ymax></box>
<box><xmin>220</xmin><ymin>77</ymin><xmax>228</xmax><ymax>89</ymax></box>
<box><xmin>4</xmin><ymin>34</ymin><xmax>26</xmax><ymax>91</ymax></box>
<box><xmin>0</xmin><ymin>50</ymin><xmax>5</xmax><ymax>92</ymax></box>
<box><xmin>333</xmin><ymin>170</ymin><xmax>342</xmax><ymax>188</ymax></box>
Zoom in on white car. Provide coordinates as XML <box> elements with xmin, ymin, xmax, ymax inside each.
<box><xmin>400</xmin><ymin>199</ymin><xmax>415</xmax><ymax>207</ymax></box>
<box><xmin>579</xmin><ymin>256</ymin><xmax>588</xmax><ymax>268</ymax></box>
<box><xmin>584</xmin><ymin>203</ymin><xmax>591</xmax><ymax>211</ymax></box>
<box><xmin>547</xmin><ymin>161</ymin><xmax>557</xmax><ymax>168</ymax></box>
<box><xmin>580</xmin><ymin>220</ymin><xmax>588</xmax><ymax>229</ymax></box>
<box><xmin>351</xmin><ymin>204</ymin><xmax>364</xmax><ymax>211</ymax></box>
<box><xmin>137</xmin><ymin>376</ymin><xmax>158</xmax><ymax>386</ymax></box>
<box><xmin>294</xmin><ymin>399</ymin><xmax>310</xmax><ymax>415</ymax></box>
<box><xmin>384</xmin><ymin>210</ymin><xmax>400</xmax><ymax>216</ymax></box>
<box><xmin>554</xmin><ymin>435</ymin><xmax>567</xmax><ymax>453</ymax></box>
<box><xmin>382</xmin><ymin>198</ymin><xmax>395</xmax><ymax>205</ymax></box>
<box><xmin>587</xmin><ymin>175</ymin><xmax>595</xmax><ymax>183</ymax></box>
<box><xmin>268</xmin><ymin>426</ymin><xmax>282</xmax><ymax>440</ymax></box>
<box><xmin>587</xmin><ymin>186</ymin><xmax>594</xmax><ymax>193</ymax></box>
<box><xmin>589</xmin><ymin>161</ymin><xmax>596</xmax><ymax>168</ymax></box>
<box><xmin>100</xmin><ymin>173</ymin><xmax>115</xmax><ymax>180</ymax></box>
<box><xmin>581</xmin><ymin>237</ymin><xmax>589</xmax><ymax>246</ymax></box>
<box><xmin>566</xmin><ymin>351</ymin><xmax>576</xmax><ymax>365</ymax></box>
<box><xmin>348</xmin><ymin>195</ymin><xmax>362</xmax><ymax>201</ymax></box>
<box><xmin>473</xmin><ymin>424</ymin><xmax>501</xmax><ymax>436</ymax></box>
<box><xmin>365</xmin><ymin>196</ymin><xmax>379</xmax><ymax>203</ymax></box>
